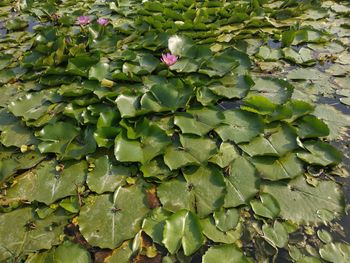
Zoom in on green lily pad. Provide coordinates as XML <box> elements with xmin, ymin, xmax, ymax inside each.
<box><xmin>164</xmin><ymin>135</ymin><xmax>217</xmax><ymax>170</ymax></box>
<box><xmin>0</xmin><ymin>148</ymin><xmax>45</xmax><ymax>183</ymax></box>
<box><xmin>242</xmin><ymin>95</ymin><xmax>277</xmax><ymax>115</ymax></box>
<box><xmin>202</xmin><ymin>244</ymin><xmax>250</xmax><ymax>263</ymax></box>
<box><xmin>200</xmin><ymin>216</ymin><xmax>241</xmax><ymax>244</ymax></box>
<box><xmin>251</xmin><ymin>153</ymin><xmax>304</xmax><ymax>181</ymax></box>
<box><xmin>66</xmin><ymin>55</ymin><xmax>99</xmax><ymax>77</ymax></box>
<box><xmin>319</xmin><ymin>242</ymin><xmax>350</xmax><ymax>263</ymax></box>
<box><xmin>215</xmin><ymin>110</ymin><xmax>264</xmax><ymax>143</ymax></box>
<box><xmin>163</xmin><ymin>146</ymin><xmax>199</xmax><ymax>170</ymax></box>
<box><xmin>239</xmin><ymin>124</ymin><xmax>298</xmax><ymax>157</ymax></box>
<box><xmin>63</xmin><ymin>126</ymin><xmax>97</xmax><ymax>160</ymax></box>
<box><xmin>8</xmin><ymin>91</ymin><xmax>56</xmax><ymax>121</ymax></box>
<box><xmin>58</xmin><ymin>81</ymin><xmax>94</xmax><ymax>97</ymax></box>
<box><xmin>174</xmin><ymin>107</ymin><xmax>223</xmax><ymax>136</ymax></box>
<box><xmin>296</xmin><ymin>115</ymin><xmax>330</xmax><ymax>139</ymax></box>
<box><xmin>157</xmin><ymin>176</ymin><xmax>195</xmax><ymax>214</ymax></box>
<box><xmin>78</xmin><ymin>184</ymin><xmax>149</xmax><ymax>248</ymax></box>
<box><xmin>208</xmin><ymin>75</ymin><xmax>254</xmax><ymax>99</ymax></box>
<box><xmin>283</xmin><ymin>47</ymin><xmax>315</xmax><ymax>65</ymax></box>
<box><xmin>89</xmin><ymin>61</ymin><xmax>110</xmax><ymax>81</ymax></box>
<box><xmin>317</xmin><ymin>229</ymin><xmax>333</xmax><ymax>244</ymax></box>
<box><xmin>313</xmin><ymin>104</ymin><xmax>350</xmax><ymax>140</ymax></box>
<box><xmin>262</xmin><ymin>175</ymin><xmax>344</xmax><ymax>224</ymax></box>
<box><xmin>262</xmin><ymin>221</ymin><xmax>288</xmax><ymax>248</ymax></box>
<box><xmin>36</xmin><ymin>122</ymin><xmax>80</xmax><ymax>155</ymax></box>
<box><xmin>213</xmin><ymin>208</ymin><xmax>239</xmax><ymax>232</ymax></box>
<box><xmin>140</xmin><ymin>157</ymin><xmax>176</xmax><ymax>181</ymax></box>
<box><xmin>257</xmin><ymin>46</ymin><xmax>282</xmax><ymax>61</ymax></box>
<box><xmin>0</xmin><ymin>208</ymin><xmax>70</xmax><ymax>261</ymax></box>
<box><xmin>87</xmin><ymin>155</ymin><xmax>133</xmax><ymax>194</ymax></box>
<box><xmin>142</xmin><ymin>208</ymin><xmax>172</xmax><ymax>244</ymax></box>
<box><xmin>4</xmin><ymin>159</ymin><xmax>87</xmax><ymax>205</ymax></box>
<box><xmin>247</xmin><ymin>77</ymin><xmax>293</xmax><ymax>105</ymax></box>
<box><xmin>158</xmin><ymin>166</ymin><xmax>226</xmax><ymax>217</ymax></box>
<box><xmin>162</xmin><ymin>210</ymin><xmax>204</xmax><ymax>256</ymax></box>
<box><xmin>54</xmin><ymin>241</ymin><xmax>91</xmax><ymax>263</ymax></box>
<box><xmin>0</xmin><ymin>121</ymin><xmax>38</xmax><ymax>147</ymax></box>
<box><xmin>0</xmin><ymin>54</ymin><xmax>12</xmax><ymax>70</ymax></box>
<box><xmin>250</xmin><ymin>192</ymin><xmax>280</xmax><ymax>219</ymax></box>
<box><xmin>224</xmin><ymin>157</ymin><xmax>260</xmax><ymax>207</ymax></box>
<box><xmin>26</xmin><ymin>241</ymin><xmax>92</xmax><ymax>263</ymax></box>
<box><xmin>297</xmin><ymin>141</ymin><xmax>342</xmax><ymax>166</ymax></box>
<box><xmin>114</xmin><ymin>127</ymin><xmax>170</xmax><ymax>164</ymax></box>
<box><xmin>209</xmin><ymin>142</ymin><xmax>240</xmax><ymax>168</ymax></box>
<box><xmin>115</xmin><ymin>95</ymin><xmax>140</xmax><ymax>118</ymax></box>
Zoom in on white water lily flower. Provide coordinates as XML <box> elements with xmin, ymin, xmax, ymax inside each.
<box><xmin>168</xmin><ymin>35</ymin><xmax>185</xmax><ymax>56</ymax></box>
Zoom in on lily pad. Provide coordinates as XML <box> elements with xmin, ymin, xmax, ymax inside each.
<box><xmin>297</xmin><ymin>141</ymin><xmax>342</xmax><ymax>166</ymax></box>
<box><xmin>262</xmin><ymin>221</ymin><xmax>288</xmax><ymax>248</ymax></box>
<box><xmin>4</xmin><ymin>160</ymin><xmax>87</xmax><ymax>205</ymax></box>
<box><xmin>200</xmin><ymin>216</ymin><xmax>241</xmax><ymax>244</ymax></box>
<box><xmin>250</xmin><ymin>193</ymin><xmax>280</xmax><ymax>219</ymax></box>
<box><xmin>36</xmin><ymin>122</ymin><xmax>80</xmax><ymax>155</ymax></box>
<box><xmin>224</xmin><ymin>157</ymin><xmax>260</xmax><ymax>207</ymax></box>
<box><xmin>54</xmin><ymin>241</ymin><xmax>92</xmax><ymax>263</ymax></box>
<box><xmin>0</xmin><ymin>208</ymin><xmax>70</xmax><ymax>261</ymax></box>
<box><xmin>158</xmin><ymin>166</ymin><xmax>226</xmax><ymax>218</ymax></box>
<box><xmin>202</xmin><ymin>244</ymin><xmax>250</xmax><ymax>263</ymax></box>
<box><xmin>174</xmin><ymin>107</ymin><xmax>223</xmax><ymax>136</ymax></box>
<box><xmin>215</xmin><ymin>110</ymin><xmax>264</xmax><ymax>143</ymax></box>
<box><xmin>164</xmin><ymin>135</ymin><xmax>217</xmax><ymax>170</ymax></box>
<box><xmin>262</xmin><ymin>176</ymin><xmax>344</xmax><ymax>224</ymax></box>
<box><xmin>239</xmin><ymin>124</ymin><xmax>298</xmax><ymax>157</ymax></box>
<box><xmin>87</xmin><ymin>155</ymin><xmax>134</xmax><ymax>194</ymax></box>
<box><xmin>319</xmin><ymin>242</ymin><xmax>350</xmax><ymax>263</ymax></box>
<box><xmin>78</xmin><ymin>184</ymin><xmax>149</xmax><ymax>248</ymax></box>
<box><xmin>213</xmin><ymin>208</ymin><xmax>239</xmax><ymax>232</ymax></box>
<box><xmin>251</xmin><ymin>153</ymin><xmax>304</xmax><ymax>181</ymax></box>
<box><xmin>162</xmin><ymin>210</ymin><xmax>204</xmax><ymax>256</ymax></box>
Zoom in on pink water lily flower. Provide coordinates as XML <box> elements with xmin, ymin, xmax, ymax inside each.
<box><xmin>97</xmin><ymin>18</ymin><xmax>109</xmax><ymax>26</ymax></box>
<box><xmin>161</xmin><ymin>53</ymin><xmax>178</xmax><ymax>66</ymax></box>
<box><xmin>76</xmin><ymin>16</ymin><xmax>90</xmax><ymax>25</ymax></box>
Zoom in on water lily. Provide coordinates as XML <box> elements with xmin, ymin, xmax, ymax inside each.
<box><xmin>168</xmin><ymin>35</ymin><xmax>184</xmax><ymax>56</ymax></box>
<box><xmin>51</xmin><ymin>13</ymin><xmax>61</xmax><ymax>21</ymax></box>
<box><xmin>76</xmin><ymin>16</ymin><xmax>90</xmax><ymax>25</ymax></box>
<box><xmin>161</xmin><ymin>53</ymin><xmax>178</xmax><ymax>66</ymax></box>
<box><xmin>97</xmin><ymin>18</ymin><xmax>109</xmax><ymax>26</ymax></box>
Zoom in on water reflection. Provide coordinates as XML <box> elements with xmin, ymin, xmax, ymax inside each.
<box><xmin>0</xmin><ymin>21</ymin><xmax>7</xmax><ymax>37</ymax></box>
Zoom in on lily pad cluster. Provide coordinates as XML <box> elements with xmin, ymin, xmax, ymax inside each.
<box><xmin>0</xmin><ymin>0</ymin><xmax>350</xmax><ymax>262</ymax></box>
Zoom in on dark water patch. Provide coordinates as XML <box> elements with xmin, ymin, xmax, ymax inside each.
<box><xmin>267</xmin><ymin>38</ymin><xmax>282</xmax><ymax>49</ymax></box>
<box><xmin>0</xmin><ymin>21</ymin><xmax>7</xmax><ymax>38</ymax></box>
<box><xmin>317</xmin><ymin>95</ymin><xmax>350</xmax><ymax>115</ymax></box>
<box><xmin>27</xmin><ymin>20</ymin><xmax>40</xmax><ymax>33</ymax></box>
<box><xmin>218</xmin><ymin>99</ymin><xmax>243</xmax><ymax>110</ymax></box>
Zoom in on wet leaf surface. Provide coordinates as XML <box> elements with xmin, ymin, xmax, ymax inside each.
<box><xmin>0</xmin><ymin>0</ymin><xmax>349</xmax><ymax>261</ymax></box>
